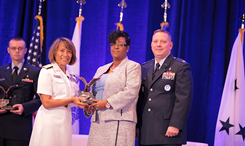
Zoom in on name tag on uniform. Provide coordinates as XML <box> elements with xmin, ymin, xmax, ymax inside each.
<box><xmin>53</xmin><ymin>75</ymin><xmax>61</xmax><ymax>78</ymax></box>
<box><xmin>0</xmin><ymin>78</ymin><xmax>5</xmax><ymax>81</ymax></box>
<box><xmin>162</xmin><ymin>71</ymin><xmax>175</xmax><ymax>80</ymax></box>
<box><xmin>22</xmin><ymin>78</ymin><xmax>33</xmax><ymax>83</ymax></box>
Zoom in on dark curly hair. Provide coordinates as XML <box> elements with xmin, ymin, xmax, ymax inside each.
<box><xmin>108</xmin><ymin>30</ymin><xmax>131</xmax><ymax>46</ymax></box>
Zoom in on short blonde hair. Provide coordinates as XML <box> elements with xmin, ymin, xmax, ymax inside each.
<box><xmin>48</xmin><ymin>37</ymin><xmax>77</xmax><ymax>65</ymax></box>
<box><xmin>153</xmin><ymin>29</ymin><xmax>172</xmax><ymax>42</ymax></box>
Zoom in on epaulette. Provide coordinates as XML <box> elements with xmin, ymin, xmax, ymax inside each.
<box><xmin>142</xmin><ymin>59</ymin><xmax>154</xmax><ymax>66</ymax></box>
<box><xmin>42</xmin><ymin>64</ymin><xmax>53</xmax><ymax>69</ymax></box>
<box><xmin>173</xmin><ymin>57</ymin><xmax>187</xmax><ymax>64</ymax></box>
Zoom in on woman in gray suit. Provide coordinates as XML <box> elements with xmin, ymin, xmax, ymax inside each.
<box><xmin>84</xmin><ymin>30</ymin><xmax>141</xmax><ymax>146</ymax></box>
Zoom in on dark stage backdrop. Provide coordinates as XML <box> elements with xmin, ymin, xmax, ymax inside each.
<box><xmin>0</xmin><ymin>0</ymin><xmax>245</xmax><ymax>145</ymax></box>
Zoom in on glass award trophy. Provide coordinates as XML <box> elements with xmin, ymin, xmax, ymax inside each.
<box><xmin>0</xmin><ymin>85</ymin><xmax>18</xmax><ymax>110</ymax></box>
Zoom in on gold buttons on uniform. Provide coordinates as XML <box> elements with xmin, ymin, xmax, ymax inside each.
<box><xmin>148</xmin><ymin>108</ymin><xmax>151</xmax><ymax>112</ymax></box>
<box><xmin>149</xmin><ymin>98</ymin><xmax>151</xmax><ymax>101</ymax></box>
<box><xmin>150</xmin><ymin>88</ymin><xmax>153</xmax><ymax>91</ymax></box>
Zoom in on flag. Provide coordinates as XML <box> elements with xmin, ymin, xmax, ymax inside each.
<box><xmin>70</xmin><ymin>16</ymin><xmax>84</xmax><ymax>134</ymax></box>
<box><xmin>27</xmin><ymin>15</ymin><xmax>44</xmax><ymax>123</ymax></box>
<box><xmin>27</xmin><ymin>15</ymin><xmax>44</xmax><ymax>67</ymax></box>
<box><xmin>214</xmin><ymin>29</ymin><xmax>245</xmax><ymax>146</ymax></box>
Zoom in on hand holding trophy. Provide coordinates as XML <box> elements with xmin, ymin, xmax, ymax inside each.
<box><xmin>0</xmin><ymin>85</ymin><xmax>18</xmax><ymax>110</ymax></box>
<box><xmin>76</xmin><ymin>76</ymin><xmax>100</xmax><ymax>105</ymax></box>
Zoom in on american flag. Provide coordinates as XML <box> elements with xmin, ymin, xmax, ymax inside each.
<box><xmin>27</xmin><ymin>16</ymin><xmax>43</xmax><ymax>67</ymax></box>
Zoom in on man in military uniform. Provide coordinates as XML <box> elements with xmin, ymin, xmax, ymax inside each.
<box><xmin>0</xmin><ymin>37</ymin><xmax>41</xmax><ymax>146</ymax></box>
<box><xmin>137</xmin><ymin>29</ymin><xmax>193</xmax><ymax>146</ymax></box>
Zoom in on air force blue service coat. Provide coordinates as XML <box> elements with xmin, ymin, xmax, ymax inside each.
<box><xmin>137</xmin><ymin>54</ymin><xmax>193</xmax><ymax>145</ymax></box>
<box><xmin>0</xmin><ymin>62</ymin><xmax>41</xmax><ymax>141</ymax></box>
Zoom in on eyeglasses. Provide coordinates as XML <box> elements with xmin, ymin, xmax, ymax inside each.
<box><xmin>110</xmin><ymin>43</ymin><xmax>127</xmax><ymax>47</ymax></box>
<box><xmin>9</xmin><ymin>47</ymin><xmax>25</xmax><ymax>51</ymax></box>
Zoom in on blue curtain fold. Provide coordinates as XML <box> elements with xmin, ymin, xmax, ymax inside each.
<box><xmin>0</xmin><ymin>0</ymin><xmax>245</xmax><ymax>145</ymax></box>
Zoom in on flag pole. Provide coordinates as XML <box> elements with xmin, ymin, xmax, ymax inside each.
<box><xmin>76</xmin><ymin>0</ymin><xmax>85</xmax><ymax>31</ymax></box>
<box><xmin>239</xmin><ymin>14</ymin><xmax>245</xmax><ymax>42</ymax></box>
<box><xmin>70</xmin><ymin>0</ymin><xmax>86</xmax><ymax>135</ymax></box>
<box><xmin>240</xmin><ymin>14</ymin><xmax>245</xmax><ymax>29</ymax></box>
<box><xmin>160</xmin><ymin>0</ymin><xmax>170</xmax><ymax>30</ymax></box>
<box><xmin>77</xmin><ymin>0</ymin><xmax>86</xmax><ymax>17</ymax></box>
<box><xmin>116</xmin><ymin>0</ymin><xmax>127</xmax><ymax>31</ymax></box>
<box><xmin>38</xmin><ymin>0</ymin><xmax>45</xmax><ymax>16</ymax></box>
<box><xmin>35</xmin><ymin>0</ymin><xmax>44</xmax><ymax>53</ymax></box>
<box><xmin>27</xmin><ymin>0</ymin><xmax>45</xmax><ymax>67</ymax></box>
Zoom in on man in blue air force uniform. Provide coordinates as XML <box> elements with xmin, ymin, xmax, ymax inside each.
<box><xmin>0</xmin><ymin>37</ymin><xmax>41</xmax><ymax>146</ymax></box>
<box><xmin>137</xmin><ymin>30</ymin><xmax>193</xmax><ymax>146</ymax></box>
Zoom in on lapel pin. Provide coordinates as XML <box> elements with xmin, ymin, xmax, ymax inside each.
<box><xmin>23</xmin><ymin>68</ymin><xmax>27</xmax><ymax>71</ymax></box>
<box><xmin>164</xmin><ymin>85</ymin><xmax>171</xmax><ymax>91</ymax></box>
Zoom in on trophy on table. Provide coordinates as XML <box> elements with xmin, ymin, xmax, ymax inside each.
<box><xmin>76</xmin><ymin>76</ymin><xmax>100</xmax><ymax>105</ymax></box>
<box><xmin>0</xmin><ymin>85</ymin><xmax>18</xmax><ymax>110</ymax></box>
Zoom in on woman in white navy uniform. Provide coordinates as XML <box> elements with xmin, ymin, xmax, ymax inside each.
<box><xmin>29</xmin><ymin>37</ymin><xmax>87</xmax><ymax>146</ymax></box>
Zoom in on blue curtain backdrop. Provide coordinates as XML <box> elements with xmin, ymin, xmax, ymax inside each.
<box><xmin>0</xmin><ymin>0</ymin><xmax>245</xmax><ymax>145</ymax></box>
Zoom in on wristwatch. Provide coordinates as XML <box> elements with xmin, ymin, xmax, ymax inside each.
<box><xmin>105</xmin><ymin>101</ymin><xmax>110</xmax><ymax>109</ymax></box>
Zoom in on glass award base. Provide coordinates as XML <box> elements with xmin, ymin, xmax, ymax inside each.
<box><xmin>0</xmin><ymin>106</ymin><xmax>18</xmax><ymax>110</ymax></box>
<box><xmin>81</xmin><ymin>100</ymin><xmax>96</xmax><ymax>105</ymax></box>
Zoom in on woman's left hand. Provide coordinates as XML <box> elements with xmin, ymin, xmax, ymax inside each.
<box><xmin>91</xmin><ymin>99</ymin><xmax>107</xmax><ymax>110</ymax></box>
<box><xmin>73</xmin><ymin>97</ymin><xmax>88</xmax><ymax>109</ymax></box>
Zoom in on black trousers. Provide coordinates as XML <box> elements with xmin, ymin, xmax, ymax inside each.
<box><xmin>0</xmin><ymin>137</ymin><xmax>29</xmax><ymax>146</ymax></box>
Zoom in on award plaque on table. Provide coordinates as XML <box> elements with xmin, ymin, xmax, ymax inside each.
<box><xmin>0</xmin><ymin>85</ymin><xmax>19</xmax><ymax>110</ymax></box>
<box><xmin>76</xmin><ymin>76</ymin><xmax>100</xmax><ymax>105</ymax></box>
